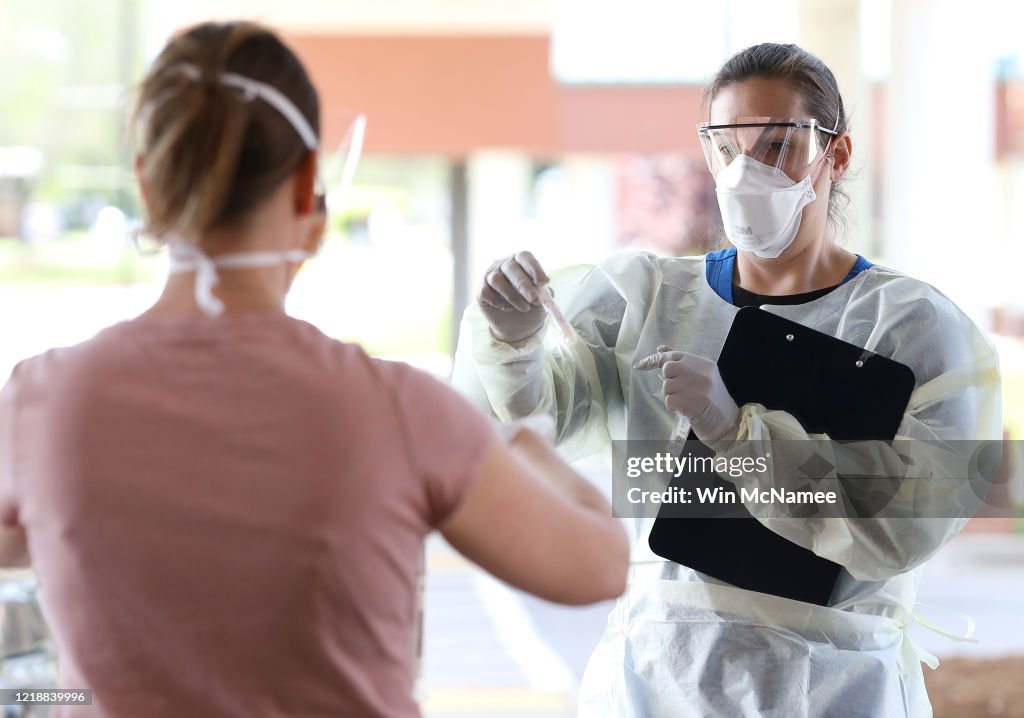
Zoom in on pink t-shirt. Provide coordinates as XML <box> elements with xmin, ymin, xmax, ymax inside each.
<box><xmin>0</xmin><ymin>313</ymin><xmax>496</xmax><ymax>717</ymax></box>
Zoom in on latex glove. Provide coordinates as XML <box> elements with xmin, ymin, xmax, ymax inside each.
<box><xmin>634</xmin><ymin>345</ymin><xmax>740</xmax><ymax>447</ymax></box>
<box><xmin>477</xmin><ymin>251</ymin><xmax>550</xmax><ymax>344</ymax></box>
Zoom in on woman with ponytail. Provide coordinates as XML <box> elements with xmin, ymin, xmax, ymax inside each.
<box><xmin>0</xmin><ymin>22</ymin><xmax>628</xmax><ymax>717</ymax></box>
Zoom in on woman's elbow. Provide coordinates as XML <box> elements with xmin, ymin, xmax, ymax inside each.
<box><xmin>600</xmin><ymin>526</ymin><xmax>631</xmax><ymax>598</ymax></box>
<box><xmin>561</xmin><ymin>524</ymin><xmax>630</xmax><ymax>605</ymax></box>
<box><xmin>0</xmin><ymin>526</ymin><xmax>30</xmax><ymax>568</ymax></box>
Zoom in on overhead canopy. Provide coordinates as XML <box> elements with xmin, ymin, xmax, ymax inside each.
<box><xmin>287</xmin><ymin>34</ymin><xmax>707</xmax><ymax>156</ymax></box>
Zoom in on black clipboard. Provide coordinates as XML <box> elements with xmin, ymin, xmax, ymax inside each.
<box><xmin>647</xmin><ymin>307</ymin><xmax>916</xmax><ymax>606</ymax></box>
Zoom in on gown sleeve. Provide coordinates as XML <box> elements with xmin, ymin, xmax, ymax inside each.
<box><xmin>451</xmin><ymin>253</ymin><xmax>661</xmax><ymax>461</ymax></box>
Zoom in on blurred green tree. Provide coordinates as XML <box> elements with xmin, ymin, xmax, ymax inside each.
<box><xmin>0</xmin><ymin>0</ymin><xmax>142</xmax><ymax>234</ymax></box>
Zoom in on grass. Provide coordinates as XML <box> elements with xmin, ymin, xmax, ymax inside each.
<box><xmin>0</xmin><ymin>231</ymin><xmax>456</xmax><ymax>360</ymax></box>
<box><xmin>0</xmin><ymin>233</ymin><xmax>158</xmax><ymax>285</ymax></box>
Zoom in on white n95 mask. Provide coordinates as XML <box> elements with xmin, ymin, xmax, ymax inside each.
<box><xmin>714</xmin><ymin>154</ymin><xmax>818</xmax><ymax>259</ymax></box>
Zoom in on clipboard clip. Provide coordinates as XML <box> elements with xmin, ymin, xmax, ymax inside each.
<box><xmin>855</xmin><ymin>348</ymin><xmax>876</xmax><ymax>369</ymax></box>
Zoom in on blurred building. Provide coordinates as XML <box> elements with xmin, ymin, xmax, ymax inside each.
<box><xmin>3</xmin><ymin>0</ymin><xmax>1022</xmax><ymax>434</ymax></box>
<box><xmin>140</xmin><ymin>0</ymin><xmax>1024</xmax><ymax>347</ymax></box>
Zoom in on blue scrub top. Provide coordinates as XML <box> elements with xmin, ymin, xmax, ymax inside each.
<box><xmin>705</xmin><ymin>246</ymin><xmax>873</xmax><ymax>305</ymax></box>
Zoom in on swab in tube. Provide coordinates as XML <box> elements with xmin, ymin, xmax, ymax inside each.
<box><xmin>538</xmin><ymin>285</ymin><xmax>577</xmax><ymax>345</ymax></box>
<box><xmin>668</xmin><ymin>414</ymin><xmax>691</xmax><ymax>454</ymax></box>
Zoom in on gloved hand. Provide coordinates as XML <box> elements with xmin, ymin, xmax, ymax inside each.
<box><xmin>634</xmin><ymin>345</ymin><xmax>741</xmax><ymax>446</ymax></box>
<box><xmin>477</xmin><ymin>251</ymin><xmax>550</xmax><ymax>344</ymax></box>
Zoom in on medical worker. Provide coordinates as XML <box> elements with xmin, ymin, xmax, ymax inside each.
<box><xmin>454</xmin><ymin>43</ymin><xmax>1002</xmax><ymax>717</ymax></box>
<box><xmin>0</xmin><ymin>22</ymin><xmax>629</xmax><ymax>718</ymax></box>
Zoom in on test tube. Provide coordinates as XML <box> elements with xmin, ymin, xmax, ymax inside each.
<box><xmin>538</xmin><ymin>285</ymin><xmax>577</xmax><ymax>345</ymax></box>
<box><xmin>668</xmin><ymin>414</ymin><xmax>691</xmax><ymax>453</ymax></box>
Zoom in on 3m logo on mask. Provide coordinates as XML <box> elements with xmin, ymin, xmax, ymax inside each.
<box><xmin>734</xmin><ymin>226</ymin><xmax>754</xmax><ymax>236</ymax></box>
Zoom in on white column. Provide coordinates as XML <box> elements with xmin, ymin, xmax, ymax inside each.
<box><xmin>543</xmin><ymin>155</ymin><xmax>617</xmax><ymax>268</ymax></box>
<box><xmin>798</xmin><ymin>0</ymin><xmax>875</xmax><ymax>257</ymax></box>
<box><xmin>884</xmin><ymin>0</ymin><xmax>998</xmax><ymax>320</ymax></box>
<box><xmin>465</xmin><ymin>151</ymin><xmax>618</xmax><ymax>289</ymax></box>
<box><xmin>465</xmin><ymin>151</ymin><xmax>535</xmax><ymax>298</ymax></box>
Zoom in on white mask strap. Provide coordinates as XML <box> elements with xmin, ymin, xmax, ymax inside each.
<box><xmin>169</xmin><ymin>242</ymin><xmax>224</xmax><ymax>316</ymax></box>
<box><xmin>168</xmin><ymin>242</ymin><xmax>312</xmax><ymax>317</ymax></box>
<box><xmin>171</xmin><ymin>64</ymin><xmax>318</xmax><ymax>150</ymax></box>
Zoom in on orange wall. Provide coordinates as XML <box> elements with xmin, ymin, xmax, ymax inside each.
<box><xmin>287</xmin><ymin>34</ymin><xmax>707</xmax><ymax>156</ymax></box>
<box><xmin>288</xmin><ymin>35</ymin><xmax>1024</xmax><ymax>161</ymax></box>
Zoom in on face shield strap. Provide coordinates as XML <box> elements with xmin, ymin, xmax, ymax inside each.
<box><xmin>169</xmin><ymin>63</ymin><xmax>318</xmax><ymax>150</ymax></box>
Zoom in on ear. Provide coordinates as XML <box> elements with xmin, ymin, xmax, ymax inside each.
<box><xmin>829</xmin><ymin>133</ymin><xmax>853</xmax><ymax>182</ymax></box>
<box><xmin>134</xmin><ymin>154</ymin><xmax>152</xmax><ymax>213</ymax></box>
<box><xmin>293</xmin><ymin>150</ymin><xmax>319</xmax><ymax>215</ymax></box>
<box><xmin>301</xmin><ymin>209</ymin><xmax>327</xmax><ymax>254</ymax></box>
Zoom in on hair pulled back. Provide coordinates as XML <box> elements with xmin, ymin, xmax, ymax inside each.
<box><xmin>133</xmin><ymin>21</ymin><xmax>319</xmax><ymax>239</ymax></box>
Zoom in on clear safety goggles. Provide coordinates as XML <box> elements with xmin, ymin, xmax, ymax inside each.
<box><xmin>316</xmin><ymin>110</ymin><xmax>367</xmax><ymax>217</ymax></box>
<box><xmin>696</xmin><ymin>117</ymin><xmax>838</xmax><ymax>180</ymax></box>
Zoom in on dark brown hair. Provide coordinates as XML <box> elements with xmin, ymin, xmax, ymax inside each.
<box><xmin>703</xmin><ymin>43</ymin><xmax>851</xmax><ymax>236</ymax></box>
<box><xmin>132</xmin><ymin>21</ymin><xmax>319</xmax><ymax>239</ymax></box>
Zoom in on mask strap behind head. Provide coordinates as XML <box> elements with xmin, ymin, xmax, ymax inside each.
<box><xmin>163</xmin><ymin>63</ymin><xmax>320</xmax><ymax>316</ymax></box>
<box><xmin>170</xmin><ymin>63</ymin><xmax>318</xmax><ymax>151</ymax></box>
